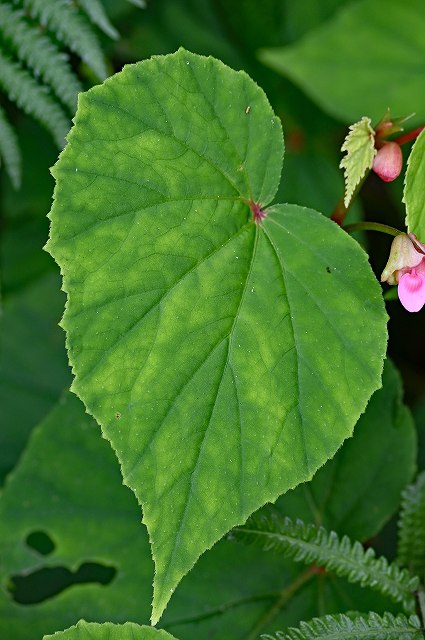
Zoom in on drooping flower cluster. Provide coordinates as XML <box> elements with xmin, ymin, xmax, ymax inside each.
<box><xmin>381</xmin><ymin>233</ymin><xmax>425</xmax><ymax>312</ymax></box>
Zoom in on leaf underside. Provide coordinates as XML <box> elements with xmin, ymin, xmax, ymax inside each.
<box><xmin>47</xmin><ymin>49</ymin><xmax>387</xmax><ymax>623</ymax></box>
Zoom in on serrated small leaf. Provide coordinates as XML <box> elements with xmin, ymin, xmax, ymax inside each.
<box><xmin>47</xmin><ymin>49</ymin><xmax>387</xmax><ymax>624</ymax></box>
<box><xmin>340</xmin><ymin>117</ymin><xmax>376</xmax><ymax>208</ymax></box>
<box><xmin>404</xmin><ymin>128</ymin><xmax>425</xmax><ymax>239</ymax></box>
<box><xmin>43</xmin><ymin>621</ymin><xmax>176</xmax><ymax>640</ymax></box>
<box><xmin>263</xmin><ymin>612</ymin><xmax>423</xmax><ymax>640</ymax></box>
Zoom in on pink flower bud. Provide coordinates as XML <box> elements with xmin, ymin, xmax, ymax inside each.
<box><xmin>372</xmin><ymin>141</ymin><xmax>403</xmax><ymax>182</ymax></box>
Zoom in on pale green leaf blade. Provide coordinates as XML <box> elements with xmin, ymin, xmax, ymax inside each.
<box><xmin>46</xmin><ymin>49</ymin><xmax>387</xmax><ymax>624</ymax></box>
<box><xmin>259</xmin><ymin>0</ymin><xmax>425</xmax><ymax>127</ymax></box>
<box><xmin>404</xmin><ymin>128</ymin><xmax>425</xmax><ymax>239</ymax></box>
<box><xmin>340</xmin><ymin>117</ymin><xmax>376</xmax><ymax>208</ymax></box>
<box><xmin>43</xmin><ymin>622</ymin><xmax>176</xmax><ymax>640</ymax></box>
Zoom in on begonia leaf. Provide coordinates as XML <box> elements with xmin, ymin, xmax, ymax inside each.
<box><xmin>46</xmin><ymin>49</ymin><xmax>387</xmax><ymax>622</ymax></box>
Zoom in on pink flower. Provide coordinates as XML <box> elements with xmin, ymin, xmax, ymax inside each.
<box><xmin>381</xmin><ymin>233</ymin><xmax>425</xmax><ymax>312</ymax></box>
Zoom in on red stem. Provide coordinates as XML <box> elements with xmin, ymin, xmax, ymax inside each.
<box><xmin>393</xmin><ymin>126</ymin><xmax>424</xmax><ymax>146</ymax></box>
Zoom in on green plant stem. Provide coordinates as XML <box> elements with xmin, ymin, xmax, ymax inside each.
<box><xmin>343</xmin><ymin>221</ymin><xmax>402</xmax><ymax>237</ymax></box>
<box><xmin>417</xmin><ymin>588</ymin><xmax>425</xmax><ymax>628</ymax></box>
<box><xmin>330</xmin><ymin>171</ymin><xmax>369</xmax><ymax>226</ymax></box>
<box><xmin>244</xmin><ymin>567</ymin><xmax>317</xmax><ymax>640</ymax></box>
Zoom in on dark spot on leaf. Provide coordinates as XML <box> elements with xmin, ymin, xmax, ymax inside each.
<box><xmin>26</xmin><ymin>531</ymin><xmax>55</xmax><ymax>556</ymax></box>
<box><xmin>115</xmin><ymin>412</ymin><xmax>121</xmax><ymax>420</ymax></box>
<box><xmin>326</xmin><ymin>266</ymin><xmax>332</xmax><ymax>273</ymax></box>
<box><xmin>8</xmin><ymin>562</ymin><xmax>116</xmax><ymax>605</ymax></box>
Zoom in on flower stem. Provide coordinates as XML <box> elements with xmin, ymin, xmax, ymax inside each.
<box><xmin>394</xmin><ymin>126</ymin><xmax>424</xmax><ymax>146</ymax></box>
<box><xmin>343</xmin><ymin>221</ymin><xmax>402</xmax><ymax>237</ymax></box>
<box><xmin>330</xmin><ymin>172</ymin><xmax>369</xmax><ymax>226</ymax></box>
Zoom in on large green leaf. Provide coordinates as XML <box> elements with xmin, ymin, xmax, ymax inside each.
<box><xmin>0</xmin><ymin>394</ymin><xmax>153</xmax><ymax>638</ymax></box>
<box><xmin>43</xmin><ymin>622</ymin><xmax>176</xmax><ymax>640</ymax></box>
<box><xmin>259</xmin><ymin>0</ymin><xmax>425</xmax><ymax>127</ymax></box>
<box><xmin>404</xmin><ymin>128</ymin><xmax>425</xmax><ymax>240</ymax></box>
<box><xmin>0</xmin><ymin>273</ymin><xmax>70</xmax><ymax>483</ymax></box>
<box><xmin>47</xmin><ymin>49</ymin><xmax>387</xmax><ymax>622</ymax></box>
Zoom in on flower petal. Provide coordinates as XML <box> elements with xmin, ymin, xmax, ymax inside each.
<box><xmin>398</xmin><ymin>271</ymin><xmax>425</xmax><ymax>312</ymax></box>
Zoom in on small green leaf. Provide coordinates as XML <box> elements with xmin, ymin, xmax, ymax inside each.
<box><xmin>339</xmin><ymin>117</ymin><xmax>376</xmax><ymax>208</ymax></box>
<box><xmin>404</xmin><ymin>128</ymin><xmax>425</xmax><ymax>239</ymax></box>
<box><xmin>43</xmin><ymin>622</ymin><xmax>176</xmax><ymax>640</ymax></box>
<box><xmin>259</xmin><ymin>0</ymin><xmax>425</xmax><ymax>127</ymax></box>
<box><xmin>47</xmin><ymin>49</ymin><xmax>387</xmax><ymax>623</ymax></box>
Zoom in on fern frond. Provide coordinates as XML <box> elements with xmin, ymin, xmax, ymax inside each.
<box><xmin>0</xmin><ymin>52</ymin><xmax>69</xmax><ymax>148</ymax></box>
<box><xmin>126</xmin><ymin>0</ymin><xmax>146</xmax><ymax>7</ymax></box>
<box><xmin>0</xmin><ymin>3</ymin><xmax>82</xmax><ymax>112</ymax></box>
<box><xmin>232</xmin><ymin>511</ymin><xmax>419</xmax><ymax>612</ymax></box>
<box><xmin>22</xmin><ymin>0</ymin><xmax>108</xmax><ymax>79</ymax></box>
<box><xmin>262</xmin><ymin>612</ymin><xmax>423</xmax><ymax>640</ymax></box>
<box><xmin>398</xmin><ymin>472</ymin><xmax>425</xmax><ymax>579</ymax></box>
<box><xmin>0</xmin><ymin>104</ymin><xmax>21</xmax><ymax>188</ymax></box>
<box><xmin>77</xmin><ymin>0</ymin><xmax>119</xmax><ymax>40</ymax></box>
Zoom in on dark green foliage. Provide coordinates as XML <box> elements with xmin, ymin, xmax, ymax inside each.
<box><xmin>0</xmin><ymin>3</ymin><xmax>82</xmax><ymax>111</ymax></box>
<box><xmin>0</xmin><ymin>52</ymin><xmax>69</xmax><ymax>148</ymax></box>
<box><xmin>0</xmin><ymin>104</ymin><xmax>20</xmax><ymax>188</ymax></box>
<box><xmin>21</xmin><ymin>0</ymin><xmax>108</xmax><ymax>79</ymax></box>
<box><xmin>0</xmin><ymin>0</ymin><xmax>125</xmax><ymax>187</ymax></box>
<box><xmin>77</xmin><ymin>0</ymin><xmax>119</xmax><ymax>40</ymax></box>
<box><xmin>232</xmin><ymin>510</ymin><xmax>419</xmax><ymax>612</ymax></box>
<box><xmin>398</xmin><ymin>472</ymin><xmax>425</xmax><ymax>580</ymax></box>
<box><xmin>262</xmin><ymin>612</ymin><xmax>423</xmax><ymax>640</ymax></box>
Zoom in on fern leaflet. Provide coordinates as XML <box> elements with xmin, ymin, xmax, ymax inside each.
<box><xmin>398</xmin><ymin>472</ymin><xmax>425</xmax><ymax>580</ymax></box>
<box><xmin>22</xmin><ymin>0</ymin><xmax>108</xmax><ymax>80</ymax></box>
<box><xmin>77</xmin><ymin>0</ymin><xmax>119</xmax><ymax>40</ymax></box>
<box><xmin>0</xmin><ymin>104</ymin><xmax>21</xmax><ymax>188</ymax></box>
<box><xmin>0</xmin><ymin>3</ymin><xmax>82</xmax><ymax>112</ymax></box>
<box><xmin>126</xmin><ymin>0</ymin><xmax>146</xmax><ymax>7</ymax></box>
<box><xmin>262</xmin><ymin>612</ymin><xmax>424</xmax><ymax>640</ymax></box>
<box><xmin>232</xmin><ymin>511</ymin><xmax>419</xmax><ymax>612</ymax></box>
<box><xmin>0</xmin><ymin>52</ymin><xmax>69</xmax><ymax>148</ymax></box>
